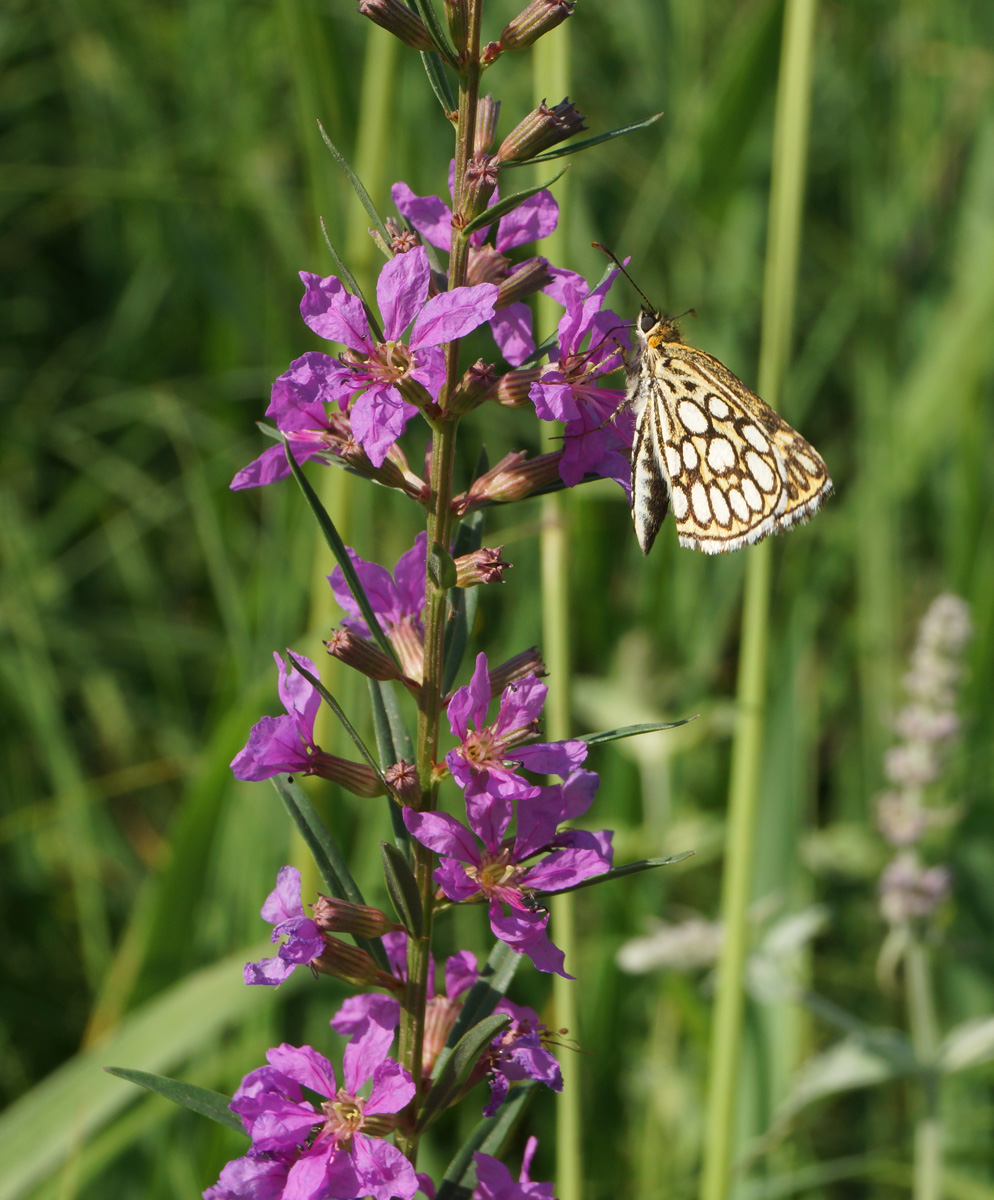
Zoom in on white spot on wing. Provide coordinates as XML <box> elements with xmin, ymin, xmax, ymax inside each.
<box><xmin>683</xmin><ymin>441</ymin><xmax>698</xmax><ymax>470</ymax></box>
<box><xmin>746</xmin><ymin>451</ymin><xmax>776</xmax><ymax>493</ymax></box>
<box><xmin>742</xmin><ymin>425</ymin><xmax>770</xmax><ymax>452</ymax></box>
<box><xmin>742</xmin><ymin>478</ymin><xmax>763</xmax><ymax>512</ymax></box>
<box><xmin>665</xmin><ymin>445</ymin><xmax>681</xmax><ymax>476</ymax></box>
<box><xmin>708</xmin><ymin>395</ymin><xmax>729</xmax><ymax>418</ymax></box>
<box><xmin>678</xmin><ymin>400</ymin><xmax>708</xmax><ymax>434</ymax></box>
<box><xmin>691</xmin><ymin>481</ymin><xmax>710</xmax><ymax>524</ymax></box>
<box><xmin>671</xmin><ymin>485</ymin><xmax>688</xmax><ymax>519</ymax></box>
<box><xmin>710</xmin><ymin>486</ymin><xmax>730</xmax><ymax>526</ymax></box>
<box><xmin>729</xmin><ymin>489</ymin><xmax>749</xmax><ymax>520</ymax></box>
<box><xmin>707</xmin><ymin>436</ymin><xmax>735</xmax><ymax>473</ymax></box>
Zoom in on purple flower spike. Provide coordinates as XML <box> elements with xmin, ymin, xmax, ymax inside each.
<box><xmin>231</xmin><ymin>653</ymin><xmax>323</xmax><ymax>782</ymax></box>
<box><xmin>446</xmin><ymin>653</ymin><xmax>588</xmax><ymax>800</ymax></box>
<box><xmin>392</xmin><ymin>177</ymin><xmax>561</xmax><ymax>366</ymax></box>
<box><xmin>244</xmin><ymin>866</ymin><xmax>326</xmax><ymax>987</ymax></box>
<box><xmin>299</xmin><ymin>248</ymin><xmax>498</xmax><ymax>467</ymax></box>
<box><xmin>530</xmin><ymin>272</ymin><xmax>632</xmax><ymax>491</ymax></box>
<box><xmin>230</xmin><ymin>1033</ymin><xmax>418</xmax><ymax>1200</ymax></box>
<box><xmin>403</xmin><ymin>771</ymin><xmax>612</xmax><ymax>977</ymax></box>
<box><xmin>329</xmin><ymin>534</ymin><xmax>427</xmax><ymax>681</ymax></box>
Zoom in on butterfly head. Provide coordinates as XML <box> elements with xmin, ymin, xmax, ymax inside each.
<box><xmin>636</xmin><ymin>308</ymin><xmax>684</xmax><ymax>347</ymax></box>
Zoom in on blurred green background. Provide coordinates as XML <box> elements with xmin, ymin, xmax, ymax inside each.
<box><xmin>2</xmin><ymin>0</ymin><xmax>993</xmax><ymax>1196</ymax></box>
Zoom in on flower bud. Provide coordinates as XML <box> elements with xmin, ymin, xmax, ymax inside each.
<box><xmin>326</xmin><ymin>628</ymin><xmax>406</xmax><ymax>683</ymax></box>
<box><xmin>447</xmin><ymin>359</ymin><xmax>497</xmax><ymax>416</ymax></box>
<box><xmin>314</xmin><ymin>935</ymin><xmax>404</xmax><ymax>991</ymax></box>
<box><xmin>496</xmin><ymin>258</ymin><xmax>555</xmax><ymax>307</ymax></box>
<box><xmin>385</xmin><ymin>759</ymin><xmax>422</xmax><ymax>806</ymax></box>
<box><xmin>475</xmin><ymin>96</ymin><xmax>501</xmax><ymax>156</ymax></box>
<box><xmin>462</xmin><ymin>153</ymin><xmax>499</xmax><ymax>222</ymax></box>
<box><xmin>312</xmin><ymin>894</ymin><xmax>402</xmax><ymax>938</ymax></box>
<box><xmin>307</xmin><ymin>752</ymin><xmax>387</xmax><ymax>798</ymax></box>
<box><xmin>358</xmin><ymin>0</ymin><xmax>434</xmax><ymax>50</ymax></box>
<box><xmin>423</xmin><ymin>995</ymin><xmax>463</xmax><ymax>1074</ymax></box>
<box><xmin>498</xmin><ymin>0</ymin><xmax>575</xmax><ymax>51</ymax></box>
<box><xmin>337</xmin><ymin>435</ymin><xmax>428</xmax><ymax>503</ymax></box>
<box><xmin>496</xmin><ymin>98</ymin><xmax>587</xmax><ymax>163</ymax></box>
<box><xmin>443</xmin><ymin>0</ymin><xmax>468</xmax><ymax>49</ymax></box>
<box><xmin>385</xmin><ymin>218</ymin><xmax>420</xmax><ymax>255</ymax></box>
<box><xmin>453</xmin><ymin>450</ymin><xmax>564</xmax><ymax>514</ymax></box>
<box><xmin>454</xmin><ymin>545</ymin><xmax>512</xmax><ymax>587</ymax></box>
<box><xmin>879</xmin><ymin>852</ymin><xmax>950</xmax><ymax>925</ymax></box>
<box><xmin>488</xmin><ymin>646</ymin><xmax>546</xmax><ymax>696</ymax></box>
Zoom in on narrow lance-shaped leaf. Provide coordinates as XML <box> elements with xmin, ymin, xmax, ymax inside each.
<box><xmin>461</xmin><ymin>168</ymin><xmax>569</xmax><ymax>237</ymax></box>
<box><xmin>283</xmin><ymin>443</ymin><xmax>402</xmax><ymax>669</ymax></box>
<box><xmin>414</xmin><ymin>1013</ymin><xmax>511</xmax><ymax>1133</ymax></box>
<box><xmin>286</xmin><ymin>654</ymin><xmax>389</xmax><ymax>788</ymax></box>
<box><xmin>405</xmin><ymin>0</ymin><xmax>458</xmax><ymax>65</ymax></box>
<box><xmin>580</xmin><ymin>717</ymin><xmax>698</xmax><ymax>746</ymax></box>
<box><xmin>501</xmin><ymin>112</ymin><xmax>665</xmax><ymax>166</ymax></box>
<box><xmin>103</xmin><ymin>1068</ymin><xmax>244</xmax><ymax>1135</ymax></box>
<box><xmin>435</xmin><ymin>1082</ymin><xmax>538</xmax><ymax>1200</ymax></box>
<box><xmin>436</xmin><ymin>939</ymin><xmax>520</xmax><ymax>1077</ymax></box>
<box><xmin>317</xmin><ymin>121</ymin><xmax>391</xmax><ymax>243</ymax></box>
<box><xmin>367</xmin><ymin>681</ymin><xmax>413</xmax><ymax>849</ymax></box>
<box><xmin>418</xmin><ymin>49</ymin><xmax>458</xmax><ymax>118</ymax></box>
<box><xmin>381</xmin><ymin>842</ymin><xmax>423</xmax><ymax>936</ymax></box>
<box><xmin>537</xmin><ymin>852</ymin><xmax>695</xmax><ymax>896</ymax></box>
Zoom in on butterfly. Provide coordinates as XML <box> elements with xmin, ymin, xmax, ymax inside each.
<box><xmin>626</xmin><ymin>306</ymin><xmax>833</xmax><ymax>555</ymax></box>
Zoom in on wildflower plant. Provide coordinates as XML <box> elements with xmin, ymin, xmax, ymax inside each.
<box><xmin>110</xmin><ymin>3</ymin><xmax>684</xmax><ymax>1198</ymax></box>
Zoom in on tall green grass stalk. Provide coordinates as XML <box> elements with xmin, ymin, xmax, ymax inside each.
<box><xmin>699</xmin><ymin>3</ymin><xmax>818</xmax><ymax>1198</ymax></box>
<box><xmin>534</xmin><ymin>25</ymin><xmax>582</xmax><ymax>1200</ymax></box>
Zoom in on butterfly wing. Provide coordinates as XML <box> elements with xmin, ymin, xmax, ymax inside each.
<box><xmin>631</xmin><ymin>386</ymin><xmax>672</xmax><ymax>555</ymax></box>
<box><xmin>637</xmin><ymin>340</ymin><xmax>831</xmax><ymax>555</ymax></box>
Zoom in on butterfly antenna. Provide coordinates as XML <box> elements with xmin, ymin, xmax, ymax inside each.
<box><xmin>592</xmin><ymin>242</ymin><xmax>657</xmax><ymax>314</ymax></box>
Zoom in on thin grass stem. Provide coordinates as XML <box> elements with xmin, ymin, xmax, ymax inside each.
<box><xmin>699</xmin><ymin>3</ymin><xmax>818</xmax><ymax>1199</ymax></box>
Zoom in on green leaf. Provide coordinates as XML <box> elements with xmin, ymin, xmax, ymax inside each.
<box><xmin>316</xmin><ymin>121</ymin><xmax>391</xmax><ymax>243</ymax></box>
<box><xmin>438</xmin><ymin>939</ymin><xmax>520</xmax><ymax>1071</ymax></box>
<box><xmin>937</xmin><ymin>1016</ymin><xmax>994</xmax><ymax>1074</ymax></box>
<box><xmin>442</xmin><ymin>500</ymin><xmax>484</xmax><ymax>695</ymax></box>
<box><xmin>285</xmin><ymin>654</ymin><xmax>388</xmax><ymax>787</ymax></box>
<box><xmin>542</xmin><ymin>853</ymin><xmax>695</xmax><ymax>895</ymax></box>
<box><xmin>418</xmin><ymin>50</ymin><xmax>458</xmax><ymax>118</ymax></box>
<box><xmin>102</xmin><ymin>1068</ymin><xmax>243</xmax><ymax>1134</ymax></box>
<box><xmin>461</xmin><ymin>168</ymin><xmax>569</xmax><ymax>237</ymax></box>
<box><xmin>414</xmin><ymin>1013</ymin><xmax>511</xmax><ymax>1133</ymax></box>
<box><xmin>435</xmin><ymin>1082</ymin><xmax>538</xmax><ymax>1200</ymax></box>
<box><xmin>406</xmin><ymin>0</ymin><xmax>457</xmax><ymax>66</ymax></box>
<box><xmin>501</xmin><ymin>112</ymin><xmax>665</xmax><ymax>166</ymax></box>
<box><xmin>580</xmin><ymin>717</ymin><xmax>698</xmax><ymax>746</ymax></box>
<box><xmin>283</xmin><ymin>443</ymin><xmax>401</xmax><ymax>669</ymax></box>
<box><xmin>381</xmin><ymin>842</ymin><xmax>423</xmax><ymax>936</ymax></box>
<box><xmin>271</xmin><ymin>775</ymin><xmax>389</xmax><ymax>972</ymax></box>
<box><xmin>428</xmin><ymin>541</ymin><xmax>458</xmax><ymax>590</ymax></box>
<box><xmin>367</xmin><ymin>681</ymin><xmax>413</xmax><ymax>848</ymax></box>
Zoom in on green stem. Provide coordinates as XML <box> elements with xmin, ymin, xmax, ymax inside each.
<box><xmin>397</xmin><ymin>0</ymin><xmax>483</xmax><ymax>1157</ymax></box>
<box><xmin>698</xmin><ymin>3</ymin><xmax>818</xmax><ymax>1199</ymax></box>
<box><xmin>906</xmin><ymin>935</ymin><xmax>943</xmax><ymax>1200</ymax></box>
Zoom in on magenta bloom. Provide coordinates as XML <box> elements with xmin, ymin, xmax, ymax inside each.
<box><xmin>329</xmin><ymin>533</ymin><xmax>427</xmax><ymax>681</ymax></box>
<box><xmin>404</xmin><ymin>771</ymin><xmax>612</xmax><ymax>977</ymax></box>
<box><xmin>446</xmin><ymin>654</ymin><xmax>587</xmax><ymax>801</ymax></box>
<box><xmin>301</xmin><ymin>247</ymin><xmax>498</xmax><ymax>466</ymax></box>
<box><xmin>244</xmin><ymin>866</ymin><xmax>325</xmax><ymax>987</ymax></box>
<box><xmin>203</xmin><ymin>1150</ymin><xmax>294</xmax><ymax>1200</ymax></box>
<box><xmin>530</xmin><ymin>272</ymin><xmax>632</xmax><ymax>490</ymax></box>
<box><xmin>231</xmin><ymin>352</ymin><xmax>355</xmax><ymax>490</ymax></box>
<box><xmin>231</xmin><ymin>653</ymin><xmax>323</xmax><ymax>782</ymax></box>
<box><xmin>473</xmin><ymin>1139</ymin><xmax>555</xmax><ymax>1200</ymax></box>
<box><xmin>392</xmin><ymin>178</ymin><xmax>569</xmax><ymax>367</ymax></box>
<box><xmin>231</xmin><ymin>1034</ymin><xmax>418</xmax><ymax>1200</ymax></box>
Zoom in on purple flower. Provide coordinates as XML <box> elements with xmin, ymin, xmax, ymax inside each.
<box><xmin>231</xmin><ymin>353</ymin><xmax>355</xmax><ymax>490</ymax></box>
<box><xmin>244</xmin><ymin>866</ymin><xmax>326</xmax><ymax>987</ymax></box>
<box><xmin>231</xmin><ymin>1034</ymin><xmax>418</xmax><ymax>1200</ymax></box>
<box><xmin>482</xmin><ymin>1000</ymin><xmax>562</xmax><ymax>1118</ymax></box>
<box><xmin>403</xmin><ymin>771</ymin><xmax>612</xmax><ymax>977</ymax></box>
<box><xmin>446</xmin><ymin>654</ymin><xmax>587</xmax><ymax>801</ymax></box>
<box><xmin>472</xmin><ymin>1139</ymin><xmax>556</xmax><ymax>1200</ymax></box>
<box><xmin>392</xmin><ymin>178</ymin><xmax>570</xmax><ymax>367</ymax></box>
<box><xmin>530</xmin><ymin>272</ymin><xmax>632</xmax><ymax>490</ymax></box>
<box><xmin>329</xmin><ymin>534</ymin><xmax>427</xmax><ymax>681</ymax></box>
<box><xmin>231</xmin><ymin>653</ymin><xmax>323</xmax><ymax>781</ymax></box>
<box><xmin>203</xmin><ymin>1150</ymin><xmax>294</xmax><ymax>1200</ymax></box>
<box><xmin>301</xmin><ymin>248</ymin><xmax>498</xmax><ymax>466</ymax></box>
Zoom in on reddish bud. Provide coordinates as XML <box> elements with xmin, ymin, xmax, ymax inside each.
<box><xmin>488</xmin><ymin>647</ymin><xmax>547</xmax><ymax>697</ymax></box>
<box><xmin>314</xmin><ymin>935</ymin><xmax>404</xmax><ymax>991</ymax></box>
<box><xmin>326</xmin><ymin>628</ymin><xmax>405</xmax><ymax>683</ymax></box>
<box><xmin>453</xmin><ymin>450</ymin><xmax>564</xmax><ymax>514</ymax></box>
<box><xmin>497</xmin><ymin>97</ymin><xmax>587</xmax><ymax>163</ymax></box>
<box><xmin>475</xmin><ymin>96</ymin><xmax>501</xmax><ymax>156</ymax></box>
<box><xmin>462</xmin><ymin>153</ymin><xmax>500</xmax><ymax>222</ymax></box>
<box><xmin>492</xmin><ymin>366</ymin><xmax>541</xmax><ymax>407</ymax></box>
<box><xmin>358</xmin><ymin>0</ymin><xmax>434</xmax><ymax>49</ymax></box>
<box><xmin>448</xmin><ymin>359</ymin><xmax>498</xmax><ymax>415</ymax></box>
<box><xmin>496</xmin><ymin>258</ymin><xmax>555</xmax><ymax>308</ymax></box>
<box><xmin>384</xmin><ymin>759</ymin><xmax>422</xmax><ymax>806</ymax></box>
<box><xmin>307</xmin><ymin>752</ymin><xmax>386</xmax><ymax>798</ymax></box>
<box><xmin>312</xmin><ymin>895</ymin><xmax>402</xmax><ymax>938</ymax></box>
<box><xmin>498</xmin><ymin>0</ymin><xmax>575</xmax><ymax>53</ymax></box>
<box><xmin>454</xmin><ymin>546</ymin><xmax>512</xmax><ymax>587</ymax></box>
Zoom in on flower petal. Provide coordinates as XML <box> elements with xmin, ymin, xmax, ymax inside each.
<box><xmin>490</xmin><ymin>303</ymin><xmax>535</xmax><ymax>367</ymax></box>
<box><xmin>410</xmin><ymin>283</ymin><xmax>499</xmax><ymax>349</ymax></box>
<box><xmin>403</xmin><ymin>808</ymin><xmax>481</xmax><ymax>864</ymax></box>
<box><xmin>494</xmin><ymin>189</ymin><xmax>559</xmax><ymax>252</ymax></box>
<box><xmin>391</xmin><ymin>181</ymin><xmax>453</xmax><ymax>252</ymax></box>
<box><xmin>377</xmin><ymin>247</ymin><xmax>431</xmax><ymax>340</ymax></box>
<box><xmin>299</xmin><ymin>272</ymin><xmax>372</xmax><ymax>351</ymax></box>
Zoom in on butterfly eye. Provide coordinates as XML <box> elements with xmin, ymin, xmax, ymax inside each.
<box><xmin>639</xmin><ymin>311</ymin><xmax>657</xmax><ymax>334</ymax></box>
